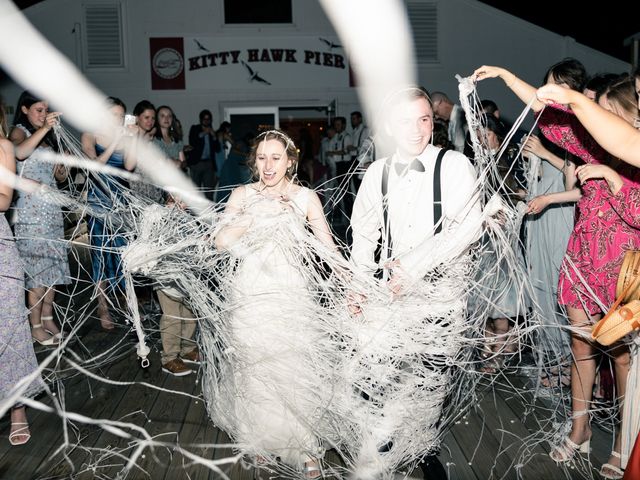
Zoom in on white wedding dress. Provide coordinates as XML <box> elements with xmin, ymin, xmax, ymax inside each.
<box><xmin>207</xmin><ymin>186</ymin><xmax>328</xmax><ymax>468</ymax></box>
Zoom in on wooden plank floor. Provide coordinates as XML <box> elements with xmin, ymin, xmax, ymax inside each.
<box><xmin>0</xmin><ymin>241</ymin><xmax>611</xmax><ymax>479</ymax></box>
<box><xmin>0</xmin><ymin>320</ymin><xmax>612</xmax><ymax>480</ymax></box>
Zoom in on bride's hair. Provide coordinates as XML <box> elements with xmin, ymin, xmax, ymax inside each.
<box><xmin>247</xmin><ymin>129</ymin><xmax>300</xmax><ymax>181</ymax></box>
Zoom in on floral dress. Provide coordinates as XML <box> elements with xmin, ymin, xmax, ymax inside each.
<box><xmin>13</xmin><ymin>125</ymin><xmax>70</xmax><ymax>289</ymax></box>
<box><xmin>539</xmin><ymin>105</ymin><xmax>640</xmax><ymax>314</ymax></box>
<box><xmin>0</xmin><ymin>213</ymin><xmax>43</xmax><ymax>400</ymax></box>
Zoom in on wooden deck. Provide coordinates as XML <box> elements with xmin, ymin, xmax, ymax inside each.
<box><xmin>0</xmin><ymin>240</ymin><xmax>614</xmax><ymax>480</ymax></box>
<box><xmin>0</xmin><ymin>318</ymin><xmax>615</xmax><ymax>480</ymax></box>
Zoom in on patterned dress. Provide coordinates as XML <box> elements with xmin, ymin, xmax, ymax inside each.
<box><xmin>87</xmin><ymin>144</ymin><xmax>128</xmax><ymax>293</ymax></box>
<box><xmin>152</xmin><ymin>136</ymin><xmax>183</xmax><ymax>163</ymax></box>
<box><xmin>13</xmin><ymin>125</ymin><xmax>70</xmax><ymax>289</ymax></box>
<box><xmin>539</xmin><ymin>105</ymin><xmax>640</xmax><ymax>314</ymax></box>
<box><xmin>0</xmin><ymin>213</ymin><xmax>43</xmax><ymax>400</ymax></box>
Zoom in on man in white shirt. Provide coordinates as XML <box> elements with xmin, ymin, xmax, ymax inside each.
<box><xmin>431</xmin><ymin>91</ymin><xmax>468</xmax><ymax>153</ymax></box>
<box><xmin>350</xmin><ymin>111</ymin><xmax>370</xmax><ymax>158</ymax></box>
<box><xmin>327</xmin><ymin>116</ymin><xmax>353</xmax><ymax>222</ymax></box>
<box><xmin>349</xmin><ymin>111</ymin><xmax>371</xmax><ymax>192</ymax></box>
<box><xmin>349</xmin><ymin>86</ymin><xmax>482</xmax><ymax>480</ymax></box>
<box><xmin>351</xmin><ymin>88</ymin><xmax>480</xmax><ymax>284</ymax></box>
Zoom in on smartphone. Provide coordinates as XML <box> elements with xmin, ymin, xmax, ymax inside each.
<box><xmin>124</xmin><ymin>114</ymin><xmax>137</xmax><ymax>127</ymax></box>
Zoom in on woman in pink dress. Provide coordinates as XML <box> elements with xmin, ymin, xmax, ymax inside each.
<box><xmin>473</xmin><ymin>63</ymin><xmax>638</xmax><ymax>479</ymax></box>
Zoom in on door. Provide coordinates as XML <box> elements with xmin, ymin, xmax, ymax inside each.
<box><xmin>224</xmin><ymin>106</ymin><xmax>279</xmax><ymax>150</ymax></box>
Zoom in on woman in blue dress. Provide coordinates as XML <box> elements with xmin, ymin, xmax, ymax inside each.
<box><xmin>81</xmin><ymin>97</ymin><xmax>137</xmax><ymax>330</ymax></box>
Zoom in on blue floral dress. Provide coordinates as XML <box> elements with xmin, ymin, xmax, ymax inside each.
<box><xmin>13</xmin><ymin>125</ymin><xmax>70</xmax><ymax>289</ymax></box>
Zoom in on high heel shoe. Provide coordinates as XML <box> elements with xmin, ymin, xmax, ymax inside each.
<box><xmin>549</xmin><ymin>410</ymin><xmax>591</xmax><ymax>463</ymax></box>
<box><xmin>9</xmin><ymin>422</ymin><xmax>31</xmax><ymax>446</ymax></box>
<box><xmin>31</xmin><ymin>323</ymin><xmax>59</xmax><ymax>346</ymax></box>
<box><xmin>549</xmin><ymin>436</ymin><xmax>590</xmax><ymax>462</ymax></box>
<box><xmin>600</xmin><ymin>451</ymin><xmax>624</xmax><ymax>479</ymax></box>
<box><xmin>41</xmin><ymin>315</ymin><xmax>63</xmax><ymax>341</ymax></box>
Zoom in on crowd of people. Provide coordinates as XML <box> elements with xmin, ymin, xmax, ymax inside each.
<box><xmin>1</xmin><ymin>56</ymin><xmax>640</xmax><ymax>480</ymax></box>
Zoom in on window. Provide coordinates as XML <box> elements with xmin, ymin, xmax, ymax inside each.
<box><xmin>224</xmin><ymin>0</ymin><xmax>292</xmax><ymax>24</ymax></box>
<box><xmin>407</xmin><ymin>1</ymin><xmax>438</xmax><ymax>64</ymax></box>
<box><xmin>83</xmin><ymin>2</ymin><xmax>126</xmax><ymax>69</ymax></box>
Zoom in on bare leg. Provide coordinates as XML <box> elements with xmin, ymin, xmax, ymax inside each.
<box><xmin>39</xmin><ymin>287</ymin><xmax>61</xmax><ymax>337</ymax></box>
<box><xmin>9</xmin><ymin>406</ymin><xmax>30</xmax><ymax>445</ymax></box>
<box><xmin>483</xmin><ymin>318</ymin><xmax>495</xmax><ymax>351</ymax></box>
<box><xmin>480</xmin><ymin>319</ymin><xmax>499</xmax><ymax>373</ymax></box>
<box><xmin>601</xmin><ymin>343</ymin><xmax>630</xmax><ymax>476</ymax></box>
<box><xmin>303</xmin><ymin>457</ymin><xmax>322</xmax><ymax>479</ymax></box>
<box><xmin>492</xmin><ymin>317</ymin><xmax>515</xmax><ymax>353</ymax></box>
<box><xmin>28</xmin><ymin>286</ymin><xmax>55</xmax><ymax>343</ymax></box>
<box><xmin>97</xmin><ymin>281</ymin><xmax>114</xmax><ymax>330</ymax></box>
<box><xmin>562</xmin><ymin>307</ymin><xmax>599</xmax><ymax>447</ymax></box>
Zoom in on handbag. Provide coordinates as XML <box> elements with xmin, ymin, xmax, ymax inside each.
<box><xmin>592</xmin><ymin>250</ymin><xmax>640</xmax><ymax>346</ymax></box>
<box><xmin>616</xmin><ymin>250</ymin><xmax>640</xmax><ymax>303</ymax></box>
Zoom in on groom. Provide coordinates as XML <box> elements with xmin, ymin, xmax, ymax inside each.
<box><xmin>349</xmin><ymin>86</ymin><xmax>481</xmax><ymax>479</ymax></box>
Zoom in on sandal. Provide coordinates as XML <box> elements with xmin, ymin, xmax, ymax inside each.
<box><xmin>41</xmin><ymin>315</ymin><xmax>63</xmax><ymax>341</ymax></box>
<box><xmin>549</xmin><ymin>410</ymin><xmax>591</xmax><ymax>462</ymax></box>
<box><xmin>480</xmin><ymin>355</ymin><xmax>504</xmax><ymax>374</ymax></box>
<box><xmin>549</xmin><ymin>436</ymin><xmax>590</xmax><ymax>462</ymax></box>
<box><xmin>31</xmin><ymin>323</ymin><xmax>58</xmax><ymax>346</ymax></box>
<box><xmin>600</xmin><ymin>451</ymin><xmax>624</xmax><ymax>479</ymax></box>
<box><xmin>9</xmin><ymin>422</ymin><xmax>31</xmax><ymax>446</ymax></box>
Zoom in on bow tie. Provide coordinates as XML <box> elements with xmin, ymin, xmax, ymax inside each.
<box><xmin>394</xmin><ymin>158</ymin><xmax>425</xmax><ymax>175</ymax></box>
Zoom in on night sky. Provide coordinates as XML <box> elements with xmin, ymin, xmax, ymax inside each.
<box><xmin>9</xmin><ymin>0</ymin><xmax>639</xmax><ymax>64</ymax></box>
<box><xmin>478</xmin><ymin>0</ymin><xmax>638</xmax><ymax>63</ymax></box>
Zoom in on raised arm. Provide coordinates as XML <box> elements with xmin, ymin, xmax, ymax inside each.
<box><xmin>0</xmin><ymin>138</ymin><xmax>16</xmax><ymax>211</ymax></box>
<box><xmin>527</xmin><ymin>188</ymin><xmax>581</xmax><ymax>215</ymax></box>
<box><xmin>523</xmin><ymin>134</ymin><xmax>565</xmax><ymax>171</ymax></box>
<box><xmin>574</xmin><ymin>162</ymin><xmax>640</xmax><ymax>227</ymax></box>
<box><xmin>523</xmin><ymin>134</ymin><xmax>577</xmax><ymax>190</ymax></box>
<box><xmin>10</xmin><ymin>111</ymin><xmax>60</xmax><ymax>160</ymax></box>
<box><xmin>537</xmin><ymin>84</ymin><xmax>640</xmax><ymax>167</ymax></box>
<box><xmin>81</xmin><ymin>129</ymin><xmax>137</xmax><ymax>171</ymax></box>
<box><xmin>473</xmin><ymin>66</ymin><xmax>545</xmax><ymax>112</ymax></box>
<box><xmin>82</xmin><ymin>132</ymin><xmax>108</xmax><ymax>162</ymax></box>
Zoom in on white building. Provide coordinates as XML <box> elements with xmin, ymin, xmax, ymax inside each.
<box><xmin>1</xmin><ymin>0</ymin><xmax>631</xmax><ymax>146</ymax></box>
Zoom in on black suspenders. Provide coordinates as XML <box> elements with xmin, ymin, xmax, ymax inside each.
<box><xmin>433</xmin><ymin>148</ymin><xmax>446</xmax><ymax>235</ymax></box>
<box><xmin>381</xmin><ymin>148</ymin><xmax>447</xmax><ymax>260</ymax></box>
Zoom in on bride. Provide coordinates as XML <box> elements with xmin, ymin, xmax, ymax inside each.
<box><xmin>210</xmin><ymin>130</ymin><xmax>339</xmax><ymax>478</ymax></box>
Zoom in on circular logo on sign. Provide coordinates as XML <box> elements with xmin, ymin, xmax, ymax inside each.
<box><xmin>152</xmin><ymin>48</ymin><xmax>184</xmax><ymax>79</ymax></box>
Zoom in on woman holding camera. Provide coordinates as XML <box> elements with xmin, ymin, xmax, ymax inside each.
<box><xmin>81</xmin><ymin>96</ymin><xmax>137</xmax><ymax>330</ymax></box>
<box><xmin>10</xmin><ymin>91</ymin><xmax>70</xmax><ymax>345</ymax></box>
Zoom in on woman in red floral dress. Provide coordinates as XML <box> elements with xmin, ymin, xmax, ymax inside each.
<box><xmin>473</xmin><ymin>64</ymin><xmax>638</xmax><ymax>479</ymax></box>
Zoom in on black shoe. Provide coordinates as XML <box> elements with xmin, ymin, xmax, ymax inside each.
<box><xmin>377</xmin><ymin>440</ymin><xmax>393</xmax><ymax>453</ymax></box>
<box><xmin>420</xmin><ymin>454</ymin><xmax>447</xmax><ymax>480</ymax></box>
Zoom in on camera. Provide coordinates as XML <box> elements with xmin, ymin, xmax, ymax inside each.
<box><xmin>124</xmin><ymin>114</ymin><xmax>136</xmax><ymax>127</ymax></box>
